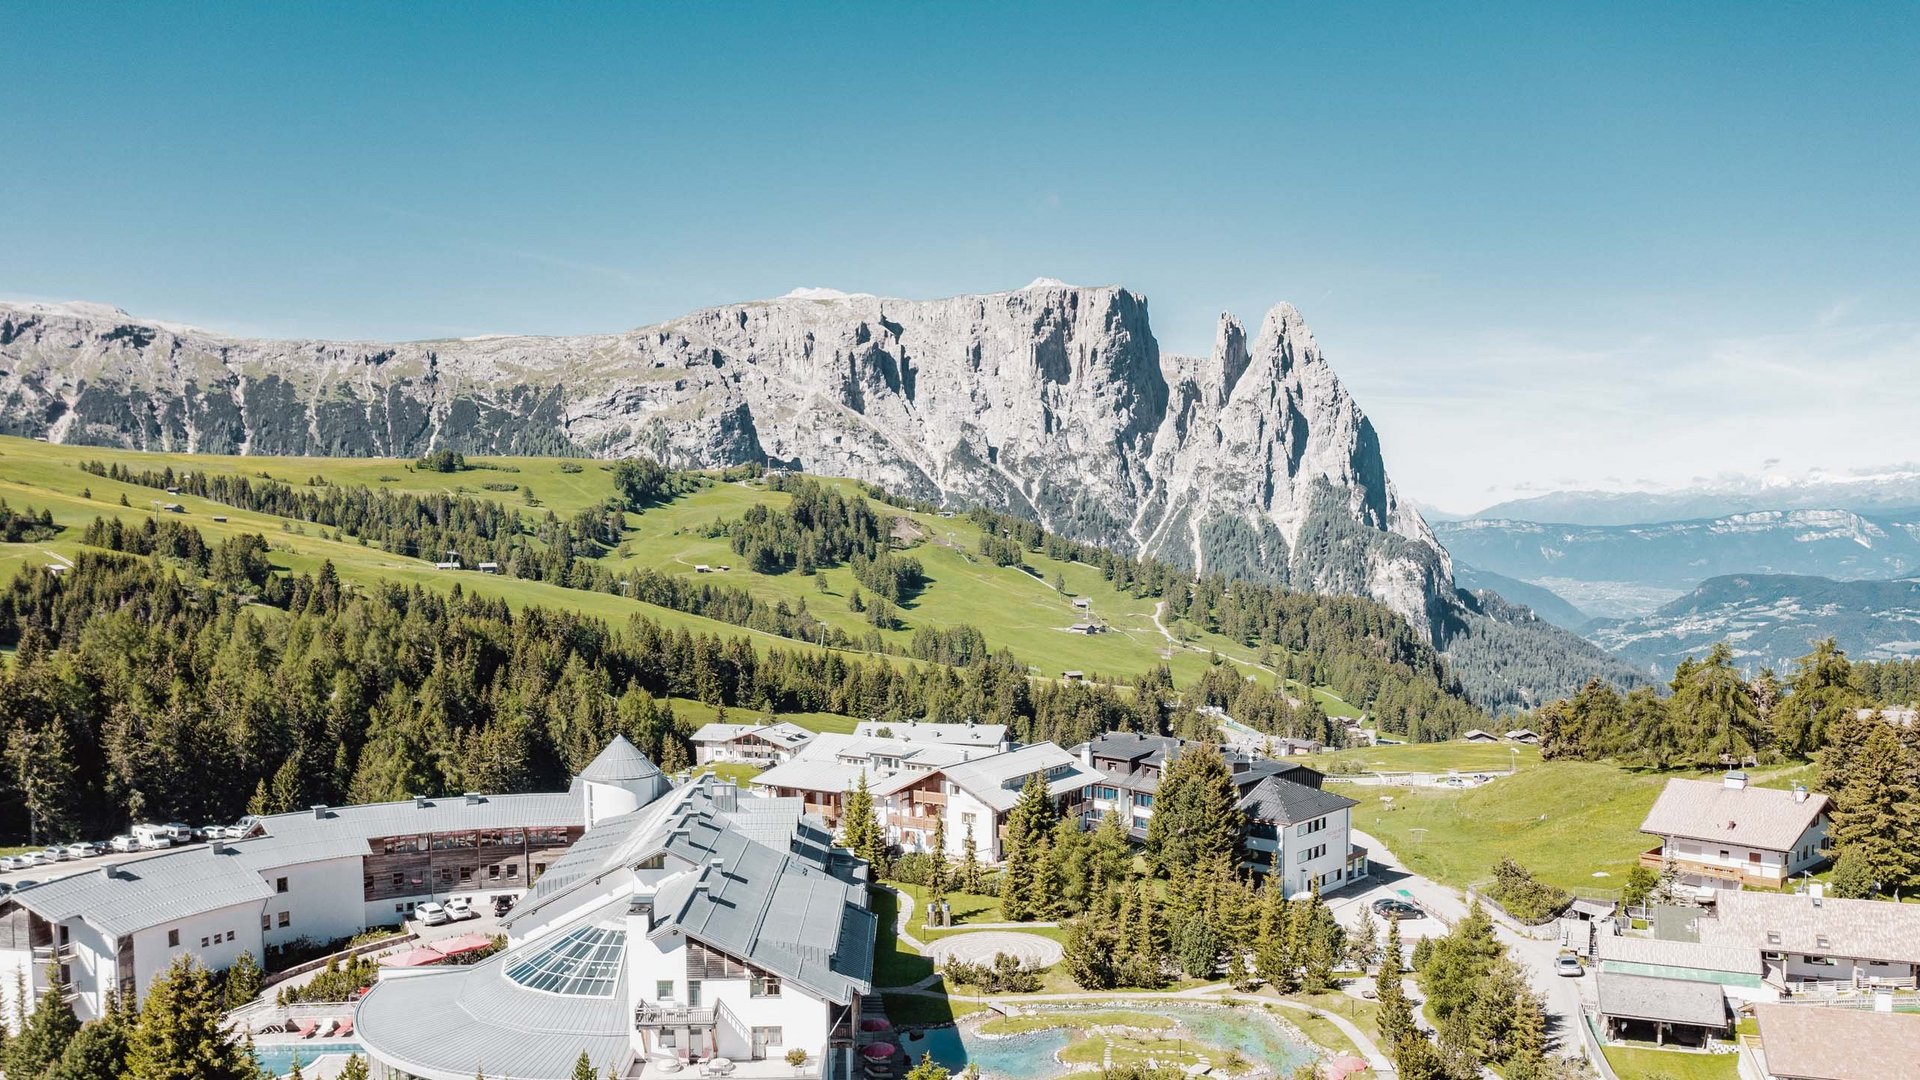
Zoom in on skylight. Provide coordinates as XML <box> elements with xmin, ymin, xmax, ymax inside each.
<box><xmin>504</xmin><ymin>924</ymin><xmax>627</xmax><ymax>997</ymax></box>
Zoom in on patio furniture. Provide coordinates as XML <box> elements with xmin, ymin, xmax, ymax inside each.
<box><xmin>293</xmin><ymin>1019</ymin><xmax>318</xmax><ymax>1038</ymax></box>
<box><xmin>335</xmin><ymin>1017</ymin><xmax>354</xmax><ymax>1037</ymax></box>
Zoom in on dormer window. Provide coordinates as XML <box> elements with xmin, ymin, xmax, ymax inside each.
<box><xmin>1766</xmin><ymin>931</ymin><xmax>1781</xmax><ymax>945</ymax></box>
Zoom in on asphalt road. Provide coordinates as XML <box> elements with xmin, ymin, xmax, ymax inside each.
<box><xmin>1330</xmin><ymin>828</ymin><xmax>1594</xmax><ymax>1059</ymax></box>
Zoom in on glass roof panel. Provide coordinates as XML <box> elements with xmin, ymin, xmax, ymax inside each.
<box><xmin>504</xmin><ymin>924</ymin><xmax>627</xmax><ymax>997</ymax></box>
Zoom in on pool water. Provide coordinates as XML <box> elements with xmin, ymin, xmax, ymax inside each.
<box><xmin>907</xmin><ymin>1025</ymin><xmax>1072</xmax><ymax>1080</ymax></box>
<box><xmin>252</xmin><ymin>1041</ymin><xmax>366</xmax><ymax>1077</ymax></box>
<box><xmin>901</xmin><ymin>1004</ymin><xmax>1315</xmax><ymax>1080</ymax></box>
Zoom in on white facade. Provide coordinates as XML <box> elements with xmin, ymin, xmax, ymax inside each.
<box><xmin>1248</xmin><ymin>810</ymin><xmax>1355</xmax><ymax>896</ymax></box>
<box><xmin>1654</xmin><ymin>818</ymin><xmax>1829</xmax><ymax>888</ymax></box>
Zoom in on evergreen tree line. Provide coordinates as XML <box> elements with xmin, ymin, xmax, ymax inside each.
<box><xmin>1533</xmin><ymin>638</ymin><xmax>1920</xmax><ymax>899</ymax></box>
<box><xmin>0</xmin><ymin>549</ymin><xmax>1203</xmax><ymax>841</ymax></box>
<box><xmin>0</xmin><ymin>500</ymin><xmax>60</xmax><ymax>543</ymax></box>
<box><xmin>722</xmin><ymin>476</ymin><xmax>925</xmax><ymax>606</ymax></box>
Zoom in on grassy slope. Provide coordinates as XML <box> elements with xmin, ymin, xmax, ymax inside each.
<box><xmin>1353</xmin><ymin>758</ymin><xmax>1819</xmax><ymax>891</ymax></box>
<box><xmin>0</xmin><ymin>437</ymin><xmax>1357</xmax><ymax>702</ymax></box>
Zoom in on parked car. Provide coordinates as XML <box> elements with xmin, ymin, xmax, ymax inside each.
<box><xmin>444</xmin><ymin>896</ymin><xmax>477</xmax><ymax>921</ymax></box>
<box><xmin>0</xmin><ymin>855</ymin><xmax>30</xmax><ymax>871</ymax></box>
<box><xmin>1555</xmin><ymin>954</ymin><xmax>1584</xmax><ymax>977</ymax></box>
<box><xmin>64</xmin><ymin>842</ymin><xmax>100</xmax><ymax>859</ymax></box>
<box><xmin>13</xmin><ymin>880</ymin><xmax>36</xmax><ymax>891</ymax></box>
<box><xmin>40</xmin><ymin>846</ymin><xmax>70</xmax><ymax>863</ymax></box>
<box><xmin>218</xmin><ymin>825</ymin><xmax>246</xmax><ymax>840</ymax></box>
<box><xmin>193</xmin><ymin>824</ymin><xmax>224</xmax><ymax>841</ymax></box>
<box><xmin>415</xmin><ymin>902</ymin><xmax>450</xmax><ymax>927</ymax></box>
<box><xmin>491</xmin><ymin>894</ymin><xmax>515</xmax><ymax>917</ymax></box>
<box><xmin>162</xmin><ymin>822</ymin><xmax>194</xmax><ymax>844</ymax></box>
<box><xmin>109</xmin><ymin>835</ymin><xmax>138</xmax><ymax>853</ymax></box>
<box><xmin>1372</xmin><ymin>898</ymin><xmax>1423</xmax><ymax>920</ymax></box>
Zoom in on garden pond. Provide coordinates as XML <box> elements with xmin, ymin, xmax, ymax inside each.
<box><xmin>901</xmin><ymin>1002</ymin><xmax>1318</xmax><ymax>1079</ymax></box>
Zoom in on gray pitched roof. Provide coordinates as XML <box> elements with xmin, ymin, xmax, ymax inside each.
<box><xmin>1236</xmin><ymin>776</ymin><xmax>1357</xmax><ymax>825</ymax></box>
<box><xmin>1754</xmin><ymin>1004</ymin><xmax>1920</xmax><ymax>1080</ymax></box>
<box><xmin>12</xmin><ymin>846</ymin><xmax>276</xmax><ymax>938</ymax></box>
<box><xmin>850</xmin><ymin>720</ymin><xmax>1008</xmax><ymax>746</ymax></box>
<box><xmin>651</xmin><ymin>832</ymin><xmax>874</xmax><ymax>1005</ymax></box>
<box><xmin>578</xmin><ymin>734</ymin><xmax>664</xmax><ymax>783</ymax></box>
<box><xmin>355</xmin><ymin>897</ymin><xmax>633</xmax><ymax>1080</ymax></box>
<box><xmin>690</xmin><ymin>721</ymin><xmax>815</xmax><ymax>749</ymax></box>
<box><xmin>1700</xmin><ymin>890</ymin><xmax>1920</xmax><ymax>964</ymax></box>
<box><xmin>1639</xmin><ymin>777</ymin><xmax>1828</xmax><ymax>851</ymax></box>
<box><xmin>1596</xmin><ymin>972</ymin><xmax>1729</xmax><ymax>1028</ymax></box>
<box><xmin>942</xmin><ymin>743</ymin><xmax>1097</xmax><ymax>812</ymax></box>
<box><xmin>1594</xmin><ymin>932</ymin><xmax>1762</xmax><ymax>975</ymax></box>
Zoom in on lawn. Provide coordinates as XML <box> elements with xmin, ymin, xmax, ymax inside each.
<box><xmin>1602</xmin><ymin>1046</ymin><xmax>1740</xmax><ymax>1080</ymax></box>
<box><xmin>1268</xmin><ymin>1004</ymin><xmax>1362</xmax><ymax>1060</ymax></box>
<box><xmin>872</xmin><ymin>889</ymin><xmax>936</xmax><ymax>988</ymax></box>
<box><xmin>882</xmin><ymin>992</ymin><xmax>983</xmax><ymax>1027</ymax></box>
<box><xmin>1273</xmin><ymin>992</ymin><xmax>1381</xmax><ymax>1047</ymax></box>
<box><xmin>1352</xmin><ymin>758</ymin><xmax>1827</xmax><ymax>892</ymax></box>
<box><xmin>887</xmin><ymin>882</ymin><xmax>1006</xmax><ymax>926</ymax></box>
<box><xmin>1304</xmin><ymin>741</ymin><xmax>1540</xmax><ymax>776</ymax></box>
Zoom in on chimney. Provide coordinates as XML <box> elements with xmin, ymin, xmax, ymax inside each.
<box><xmin>413</xmin><ymin>794</ymin><xmax>429</xmax><ymax>809</ymax></box>
<box><xmin>1792</xmin><ymin>783</ymin><xmax>1808</xmax><ymax>803</ymax></box>
<box><xmin>104</xmin><ymin>864</ymin><xmax>126</xmax><ymax>881</ymax></box>
<box><xmin>714</xmin><ymin>780</ymin><xmax>737</xmax><ymax>813</ymax></box>
<box><xmin>1723</xmin><ymin>771</ymin><xmax>1749</xmax><ymax>791</ymax></box>
<box><xmin>464</xmin><ymin>792</ymin><xmax>482</xmax><ymax>806</ymax></box>
<box><xmin>208</xmin><ymin>842</ymin><xmax>226</xmax><ymax>858</ymax></box>
<box><xmin>710</xmin><ymin>858</ymin><xmax>726</xmax><ymax>877</ymax></box>
<box><xmin>311</xmin><ymin>805</ymin><xmax>328</xmax><ymax>820</ymax></box>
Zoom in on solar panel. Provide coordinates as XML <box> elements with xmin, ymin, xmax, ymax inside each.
<box><xmin>504</xmin><ymin>924</ymin><xmax>627</xmax><ymax>997</ymax></box>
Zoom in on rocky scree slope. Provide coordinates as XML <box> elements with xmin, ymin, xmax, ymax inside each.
<box><xmin>0</xmin><ymin>286</ymin><xmax>1628</xmax><ymax>704</ymax></box>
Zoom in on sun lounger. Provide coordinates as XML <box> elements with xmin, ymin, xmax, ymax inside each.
<box><xmin>335</xmin><ymin>1017</ymin><xmax>354</xmax><ymax>1037</ymax></box>
<box><xmin>294</xmin><ymin>1019</ymin><xmax>318</xmax><ymax>1038</ymax></box>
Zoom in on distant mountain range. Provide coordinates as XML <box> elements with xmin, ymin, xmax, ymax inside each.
<box><xmin>1586</xmin><ymin>574</ymin><xmax>1920</xmax><ymax>676</ymax></box>
<box><xmin>1470</xmin><ymin>474</ymin><xmax>1920</xmax><ymax>527</ymax></box>
<box><xmin>1435</xmin><ymin>509</ymin><xmax>1920</xmax><ymax>618</ymax></box>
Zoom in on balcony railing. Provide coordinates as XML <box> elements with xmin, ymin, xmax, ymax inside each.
<box><xmin>636</xmin><ymin>1003</ymin><xmax>717</xmax><ymax>1028</ymax></box>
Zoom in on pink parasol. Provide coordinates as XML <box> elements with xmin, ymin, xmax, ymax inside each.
<box><xmin>860</xmin><ymin>1043</ymin><xmax>898</xmax><ymax>1060</ymax></box>
<box><xmin>378</xmin><ymin>946</ymin><xmax>447</xmax><ymax>967</ymax></box>
<box><xmin>859</xmin><ymin>1019</ymin><xmax>893</xmax><ymax>1033</ymax></box>
<box><xmin>434</xmin><ymin>933</ymin><xmax>498</xmax><ymax>956</ymax></box>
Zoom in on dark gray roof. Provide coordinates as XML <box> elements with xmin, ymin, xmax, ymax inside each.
<box><xmin>578</xmin><ymin>734</ymin><xmax>664</xmax><ymax>783</ymax></box>
<box><xmin>1237</xmin><ymin>776</ymin><xmax>1357</xmax><ymax>824</ymax></box>
<box><xmin>1597</xmin><ymin>972</ymin><xmax>1729</xmax><ymax>1028</ymax></box>
<box><xmin>356</xmin><ymin>897</ymin><xmax>632</xmax><ymax>1080</ymax></box>
<box><xmin>651</xmin><ymin>830</ymin><xmax>874</xmax><ymax>1005</ymax></box>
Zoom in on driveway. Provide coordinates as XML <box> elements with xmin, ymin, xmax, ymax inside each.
<box><xmin>1338</xmin><ymin>829</ymin><xmax>1592</xmax><ymax>1059</ymax></box>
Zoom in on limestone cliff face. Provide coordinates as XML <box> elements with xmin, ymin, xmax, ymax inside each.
<box><xmin>0</xmin><ymin>286</ymin><xmax>1452</xmax><ymax>636</ymax></box>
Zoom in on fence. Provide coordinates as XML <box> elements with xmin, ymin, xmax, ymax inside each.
<box><xmin>1576</xmin><ymin>1012</ymin><xmax>1619</xmax><ymax>1080</ymax></box>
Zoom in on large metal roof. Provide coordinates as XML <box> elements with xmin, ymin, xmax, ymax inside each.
<box><xmin>356</xmin><ymin>898</ymin><xmax>633</xmax><ymax>1080</ymax></box>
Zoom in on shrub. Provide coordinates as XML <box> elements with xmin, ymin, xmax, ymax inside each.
<box><xmin>1485</xmin><ymin>858</ymin><xmax>1570</xmax><ymax>923</ymax></box>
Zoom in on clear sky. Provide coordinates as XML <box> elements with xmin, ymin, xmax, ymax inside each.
<box><xmin>5</xmin><ymin>2</ymin><xmax>1916</xmax><ymax>511</ymax></box>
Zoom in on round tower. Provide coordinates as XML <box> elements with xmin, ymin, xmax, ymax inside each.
<box><xmin>577</xmin><ymin>734</ymin><xmax>668</xmax><ymax>828</ymax></box>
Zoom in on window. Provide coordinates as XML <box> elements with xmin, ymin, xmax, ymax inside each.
<box><xmin>753</xmin><ymin>1026</ymin><xmax>784</xmax><ymax>1049</ymax></box>
<box><xmin>460</xmin><ymin>867</ymin><xmax>473</xmax><ymax>882</ymax></box>
<box><xmin>1098</xmin><ymin>786</ymin><xmax>1118</xmax><ymax>801</ymax></box>
<box><xmin>506</xmin><ymin>863</ymin><xmax>519</xmax><ymax>876</ymax></box>
<box><xmin>277</xmin><ymin>912</ymin><xmax>291</xmax><ymax>929</ymax></box>
<box><xmin>226</xmin><ymin>931</ymin><xmax>235</xmax><ymax>943</ymax></box>
<box><xmin>276</xmin><ymin>876</ymin><xmax>288</xmax><ymax>893</ymax></box>
<box><xmin>1748</xmin><ymin>852</ymin><xmax>1762</xmax><ymax>865</ymax></box>
<box><xmin>392</xmin><ymin>873</ymin><xmax>405</xmax><ymax>888</ymax></box>
<box><xmin>751</xmin><ymin>971</ymin><xmax>782</xmax><ymax>997</ymax></box>
<box><xmin>489</xmin><ymin>865</ymin><xmax>501</xmax><ymax>879</ymax></box>
<box><xmin>201</xmin><ymin>936</ymin><xmax>210</xmax><ymax>948</ymax></box>
<box><xmin>169</xmin><ymin>929</ymin><xmax>180</xmax><ymax>947</ymax></box>
<box><xmin>1134</xmin><ymin>793</ymin><xmax>1153</xmax><ymax>808</ymax></box>
<box><xmin>657</xmin><ymin>980</ymin><xmax>675</xmax><ymax>1001</ymax></box>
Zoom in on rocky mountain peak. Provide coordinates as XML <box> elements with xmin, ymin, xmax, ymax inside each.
<box><xmin>0</xmin><ymin>286</ymin><xmax>1459</xmax><ymax>637</ymax></box>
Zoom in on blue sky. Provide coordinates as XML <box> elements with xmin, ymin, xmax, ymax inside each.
<box><xmin>5</xmin><ymin>2</ymin><xmax>1916</xmax><ymax>510</ymax></box>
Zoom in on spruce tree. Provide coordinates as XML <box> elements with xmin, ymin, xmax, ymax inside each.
<box><xmin>224</xmin><ymin>950</ymin><xmax>263</xmax><ymax>1008</ymax></box>
<box><xmin>1504</xmin><ymin>984</ymin><xmax>1547</xmax><ymax>1080</ymax></box>
<box><xmin>1828</xmin><ymin>721</ymin><xmax>1918</xmax><ymax>895</ymax></box>
<box><xmin>573</xmin><ymin>1050</ymin><xmax>598</xmax><ymax>1080</ymax></box>
<box><xmin>1348</xmin><ymin>905</ymin><xmax>1380</xmax><ymax>970</ymax></box>
<box><xmin>960</xmin><ymin>830</ymin><xmax>983</xmax><ymax>894</ymax></box>
<box><xmin>998</xmin><ymin>772</ymin><xmax>1054</xmax><ymax>921</ymax></box>
<box><xmin>1144</xmin><ymin>741</ymin><xmax>1244</xmax><ymax>875</ymax></box>
<box><xmin>926</xmin><ymin>817</ymin><xmax>950</xmax><ymax>906</ymax></box>
<box><xmin>1375</xmin><ymin>918</ymin><xmax>1413</xmax><ymax>1058</ymax></box>
<box><xmin>339</xmin><ymin>1056</ymin><xmax>372</xmax><ymax>1080</ymax></box>
<box><xmin>7</xmin><ymin>963</ymin><xmax>80</xmax><ymax>1078</ymax></box>
<box><xmin>838</xmin><ymin>772</ymin><xmax>885</xmax><ymax>870</ymax></box>
<box><xmin>1253</xmin><ymin>872</ymin><xmax>1293</xmax><ymax>992</ymax></box>
<box><xmin>126</xmin><ymin>956</ymin><xmax>257</xmax><ymax>1080</ymax></box>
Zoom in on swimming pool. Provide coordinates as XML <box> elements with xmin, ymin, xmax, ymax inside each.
<box><xmin>252</xmin><ymin>1041</ymin><xmax>366</xmax><ymax>1077</ymax></box>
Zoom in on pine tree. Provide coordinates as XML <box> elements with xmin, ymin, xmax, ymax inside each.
<box><xmin>126</xmin><ymin>955</ymin><xmax>258</xmax><ymax>1080</ymax></box>
<box><xmin>905</xmin><ymin>1051</ymin><xmax>950</xmax><ymax>1080</ymax></box>
<box><xmin>1375</xmin><ymin>918</ymin><xmax>1413</xmax><ymax>1058</ymax></box>
<box><xmin>1144</xmin><ymin>741</ymin><xmax>1244</xmax><ymax>875</ymax></box>
<box><xmin>1253</xmin><ymin>871</ymin><xmax>1293</xmax><ymax>992</ymax></box>
<box><xmin>926</xmin><ymin>816</ymin><xmax>950</xmax><ymax>906</ymax></box>
<box><xmin>1504</xmin><ymin>983</ymin><xmax>1547</xmax><ymax>1080</ymax></box>
<box><xmin>998</xmin><ymin>772</ymin><xmax>1054</xmax><ymax>922</ymax></box>
<box><xmin>1392</xmin><ymin>1030</ymin><xmax>1446</xmax><ymax>1080</ymax></box>
<box><xmin>573</xmin><ymin>1050</ymin><xmax>599</xmax><ymax>1080</ymax></box>
<box><xmin>288</xmin><ymin>1052</ymin><xmax>306</xmax><ymax>1080</ymax></box>
<box><xmin>7</xmin><ymin>963</ymin><xmax>80</xmax><ymax>1078</ymax></box>
<box><xmin>1827</xmin><ymin>721</ymin><xmax>1918</xmax><ymax>896</ymax></box>
<box><xmin>1348</xmin><ymin>905</ymin><xmax>1380</xmax><ymax>970</ymax></box>
<box><xmin>838</xmin><ymin>772</ymin><xmax>885</xmax><ymax>869</ymax></box>
<box><xmin>49</xmin><ymin>1003</ymin><xmax>133</xmax><ymax>1080</ymax></box>
<box><xmin>339</xmin><ymin>1056</ymin><xmax>372</xmax><ymax>1080</ymax></box>
<box><xmin>224</xmin><ymin>950</ymin><xmax>263</xmax><ymax>1008</ymax></box>
<box><xmin>960</xmin><ymin>830</ymin><xmax>983</xmax><ymax>894</ymax></box>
